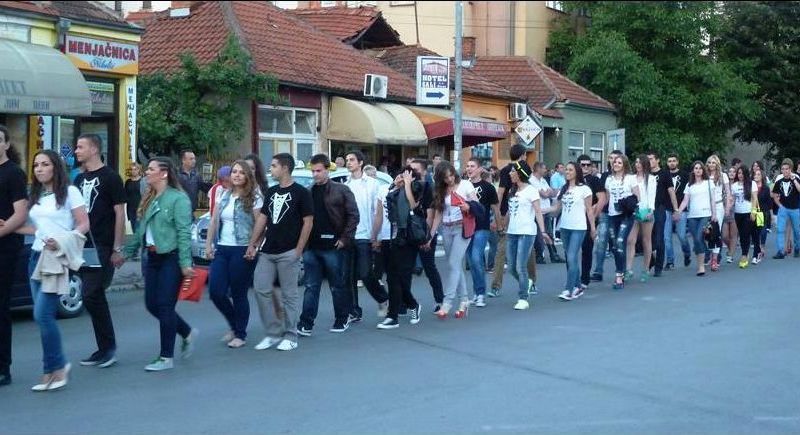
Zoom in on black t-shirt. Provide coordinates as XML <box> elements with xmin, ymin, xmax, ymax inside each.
<box><xmin>599</xmin><ymin>171</ymin><xmax>612</xmax><ymax>213</ymax></box>
<box><xmin>498</xmin><ymin>164</ymin><xmax>513</xmax><ymax>215</ymax></box>
<box><xmin>74</xmin><ymin>166</ymin><xmax>126</xmax><ymax>247</ymax></box>
<box><xmin>309</xmin><ymin>184</ymin><xmax>337</xmax><ymax>250</ymax></box>
<box><xmin>583</xmin><ymin>174</ymin><xmax>604</xmax><ymax>206</ymax></box>
<box><xmin>124</xmin><ymin>179</ymin><xmax>142</xmax><ymax>219</ymax></box>
<box><xmin>261</xmin><ymin>182</ymin><xmax>313</xmax><ymax>254</ymax></box>
<box><xmin>773</xmin><ymin>175</ymin><xmax>800</xmax><ymax>209</ymax></box>
<box><xmin>652</xmin><ymin>168</ymin><xmax>673</xmax><ymax>209</ymax></box>
<box><xmin>669</xmin><ymin>169</ymin><xmax>689</xmax><ymax>209</ymax></box>
<box><xmin>471</xmin><ymin>179</ymin><xmax>498</xmax><ymax>230</ymax></box>
<box><xmin>419</xmin><ymin>180</ymin><xmax>434</xmax><ymax>215</ymax></box>
<box><xmin>0</xmin><ymin>159</ymin><xmax>27</xmax><ymax>252</ymax></box>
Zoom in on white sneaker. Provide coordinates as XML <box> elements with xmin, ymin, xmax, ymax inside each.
<box><xmin>475</xmin><ymin>295</ymin><xmax>486</xmax><ymax>307</ymax></box>
<box><xmin>725</xmin><ymin>256</ymin><xmax>733</xmax><ymax>264</ymax></box>
<box><xmin>276</xmin><ymin>339</ymin><xmax>298</xmax><ymax>351</ymax></box>
<box><xmin>513</xmin><ymin>299</ymin><xmax>530</xmax><ymax>310</ymax></box>
<box><xmin>558</xmin><ymin>290</ymin><xmax>573</xmax><ymax>301</ymax></box>
<box><xmin>145</xmin><ymin>357</ymin><xmax>174</xmax><ymax>372</ymax></box>
<box><xmin>377</xmin><ymin>301</ymin><xmax>389</xmax><ymax>318</ymax></box>
<box><xmin>254</xmin><ymin>337</ymin><xmax>280</xmax><ymax>350</ymax></box>
<box><xmin>752</xmin><ymin>256</ymin><xmax>760</xmax><ymax>265</ymax></box>
<box><xmin>376</xmin><ymin>318</ymin><xmax>399</xmax><ymax>329</ymax></box>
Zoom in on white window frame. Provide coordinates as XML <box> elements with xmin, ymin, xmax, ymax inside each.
<box><xmin>589</xmin><ymin>131</ymin><xmax>605</xmax><ymax>163</ymax></box>
<box><xmin>545</xmin><ymin>1</ymin><xmax>564</xmax><ymax>12</ymax></box>
<box><xmin>568</xmin><ymin>130</ymin><xmax>585</xmax><ymax>151</ymax></box>
<box><xmin>320</xmin><ymin>1</ymin><xmax>337</xmax><ymax>8</ymax></box>
<box><xmin>257</xmin><ymin>105</ymin><xmax>319</xmax><ymax>159</ymax></box>
<box><xmin>389</xmin><ymin>1</ymin><xmax>415</xmax><ymax>5</ymax></box>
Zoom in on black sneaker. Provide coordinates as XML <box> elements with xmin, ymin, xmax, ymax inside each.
<box><xmin>347</xmin><ymin>313</ymin><xmax>362</xmax><ymax>323</ymax></box>
<box><xmin>590</xmin><ymin>273</ymin><xmax>603</xmax><ymax>282</ymax></box>
<box><xmin>97</xmin><ymin>351</ymin><xmax>117</xmax><ymax>368</ymax></box>
<box><xmin>330</xmin><ymin>319</ymin><xmax>350</xmax><ymax>333</ymax></box>
<box><xmin>376</xmin><ymin>318</ymin><xmax>399</xmax><ymax>330</ymax></box>
<box><xmin>794</xmin><ymin>250</ymin><xmax>799</xmax><ymax>258</ymax></box>
<box><xmin>432</xmin><ymin>303</ymin><xmax>442</xmax><ymax>314</ymax></box>
<box><xmin>653</xmin><ymin>269</ymin><xmax>662</xmax><ymax>277</ymax></box>
<box><xmin>774</xmin><ymin>252</ymin><xmax>786</xmax><ymax>260</ymax></box>
<box><xmin>80</xmin><ymin>351</ymin><xmax>104</xmax><ymax>366</ymax></box>
<box><xmin>664</xmin><ymin>263</ymin><xmax>675</xmax><ymax>271</ymax></box>
<box><xmin>0</xmin><ymin>373</ymin><xmax>10</xmax><ymax>387</ymax></box>
<box><xmin>296</xmin><ymin>324</ymin><xmax>313</xmax><ymax>337</ymax></box>
<box><xmin>684</xmin><ymin>255</ymin><xmax>691</xmax><ymax>267</ymax></box>
<box><xmin>409</xmin><ymin>304</ymin><xmax>421</xmax><ymax>325</ymax></box>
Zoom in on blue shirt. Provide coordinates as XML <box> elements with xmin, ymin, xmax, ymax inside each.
<box><xmin>550</xmin><ymin>172</ymin><xmax>566</xmax><ymax>190</ymax></box>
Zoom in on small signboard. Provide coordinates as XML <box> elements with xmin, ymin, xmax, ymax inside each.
<box><xmin>515</xmin><ymin>116</ymin><xmax>542</xmax><ymax>145</ymax></box>
<box><xmin>416</xmin><ymin>56</ymin><xmax>449</xmax><ymax>106</ymax></box>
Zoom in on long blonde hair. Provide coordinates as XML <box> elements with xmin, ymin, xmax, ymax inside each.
<box><xmin>705</xmin><ymin>155</ymin><xmax>723</xmax><ymax>186</ymax></box>
<box><xmin>229</xmin><ymin>160</ymin><xmax>258</xmax><ymax>213</ymax></box>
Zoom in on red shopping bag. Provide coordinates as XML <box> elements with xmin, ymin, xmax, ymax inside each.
<box><xmin>178</xmin><ymin>267</ymin><xmax>208</xmax><ymax>302</ymax></box>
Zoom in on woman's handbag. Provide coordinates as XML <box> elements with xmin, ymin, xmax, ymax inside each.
<box><xmin>753</xmin><ymin>204</ymin><xmax>765</xmax><ymax>228</ymax></box>
<box><xmin>634</xmin><ymin>177</ymin><xmax>653</xmax><ymax>222</ymax></box>
<box><xmin>406</xmin><ymin>209</ymin><xmax>429</xmax><ymax>246</ymax></box>
<box><xmin>178</xmin><ymin>267</ymin><xmax>208</xmax><ymax>302</ymax></box>
<box><xmin>615</xmin><ymin>195</ymin><xmax>638</xmax><ymax>216</ymax></box>
<box><xmin>82</xmin><ymin>230</ymin><xmax>102</xmax><ymax>268</ymax></box>
<box><xmin>450</xmin><ymin>192</ymin><xmax>477</xmax><ymax>238</ymax></box>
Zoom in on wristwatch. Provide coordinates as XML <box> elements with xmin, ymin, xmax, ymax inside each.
<box><xmin>113</xmin><ymin>247</ymin><xmax>123</xmax><ymax>253</ymax></box>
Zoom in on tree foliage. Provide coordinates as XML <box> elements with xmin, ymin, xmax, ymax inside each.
<box><xmin>138</xmin><ymin>35</ymin><xmax>280</xmax><ymax>157</ymax></box>
<box><xmin>717</xmin><ymin>1</ymin><xmax>800</xmax><ymax>163</ymax></box>
<box><xmin>547</xmin><ymin>1</ymin><xmax>761</xmax><ymax>163</ymax></box>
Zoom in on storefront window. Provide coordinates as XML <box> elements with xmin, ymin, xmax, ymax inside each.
<box><xmin>87</xmin><ymin>82</ymin><xmax>115</xmax><ymax>114</ymax></box>
<box><xmin>258</xmin><ymin>106</ymin><xmax>319</xmax><ymax>163</ymax></box>
<box><xmin>294</xmin><ymin>111</ymin><xmax>316</xmax><ymax>135</ymax></box>
<box><xmin>296</xmin><ymin>141</ymin><xmax>314</xmax><ymax>164</ymax></box>
<box><xmin>258</xmin><ymin>108</ymin><xmax>293</xmax><ymax>135</ymax></box>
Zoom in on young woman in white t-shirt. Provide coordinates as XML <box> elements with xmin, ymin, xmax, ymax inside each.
<box><xmin>429</xmin><ymin>161</ymin><xmax>477</xmax><ymax>318</ymax></box>
<box><xmin>505</xmin><ymin>161</ymin><xmax>550</xmax><ymax>310</ymax></box>
<box><xmin>731</xmin><ymin>166</ymin><xmax>761</xmax><ymax>268</ymax></box>
<box><xmin>674</xmin><ymin>161</ymin><xmax>717</xmax><ymax>276</ymax></box>
<box><xmin>551</xmin><ymin>162</ymin><xmax>595</xmax><ymax>301</ymax></box>
<box><xmin>18</xmin><ymin>150</ymin><xmax>90</xmax><ymax>391</ymax></box>
<box><xmin>205</xmin><ymin>161</ymin><xmax>263</xmax><ymax>349</ymax></box>
<box><xmin>604</xmin><ymin>155</ymin><xmax>641</xmax><ymax>290</ymax></box>
<box><xmin>705</xmin><ymin>155</ymin><xmax>730</xmax><ymax>270</ymax></box>
<box><xmin>625</xmin><ymin>155</ymin><xmax>658</xmax><ymax>283</ymax></box>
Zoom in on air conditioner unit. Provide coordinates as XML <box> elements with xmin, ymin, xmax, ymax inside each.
<box><xmin>364</xmin><ymin>74</ymin><xmax>388</xmax><ymax>99</ymax></box>
<box><xmin>510</xmin><ymin>102</ymin><xmax>527</xmax><ymax>121</ymax></box>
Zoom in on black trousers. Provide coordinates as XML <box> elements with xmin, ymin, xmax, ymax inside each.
<box><xmin>386</xmin><ymin>241</ymin><xmax>419</xmax><ymax>319</ymax></box>
<box><xmin>78</xmin><ymin>245</ymin><xmax>117</xmax><ymax>353</ymax></box>
<box><xmin>580</xmin><ymin>225</ymin><xmax>594</xmax><ymax>286</ymax></box>
<box><xmin>734</xmin><ymin>213</ymin><xmax>761</xmax><ymax>257</ymax></box>
<box><xmin>346</xmin><ymin>240</ymin><xmax>389</xmax><ymax>318</ymax></box>
<box><xmin>418</xmin><ymin>236</ymin><xmax>444</xmax><ymax>304</ymax></box>
<box><xmin>651</xmin><ymin>205</ymin><xmax>666</xmax><ymax>272</ymax></box>
<box><xmin>0</xmin><ymin>247</ymin><xmax>19</xmax><ymax>375</ymax></box>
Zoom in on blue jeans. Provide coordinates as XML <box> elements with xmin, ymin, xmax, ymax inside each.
<box><xmin>208</xmin><ymin>245</ymin><xmax>257</xmax><ymax>340</ymax></box>
<box><xmin>776</xmin><ymin>206</ymin><xmax>800</xmax><ymax>254</ymax></box>
<box><xmin>467</xmin><ymin>229</ymin><xmax>490</xmax><ymax>296</ymax></box>
<box><xmin>487</xmin><ymin>230</ymin><xmax>499</xmax><ymax>270</ymax></box>
<box><xmin>300</xmin><ymin>248</ymin><xmax>350</xmax><ymax>328</ymax></box>
<box><xmin>561</xmin><ymin>229</ymin><xmax>586</xmax><ymax>290</ymax></box>
<box><xmin>591</xmin><ymin>213</ymin><xmax>609</xmax><ymax>277</ymax></box>
<box><xmin>29</xmin><ymin>251</ymin><xmax>67</xmax><ymax>374</ymax></box>
<box><xmin>665</xmin><ymin>210</ymin><xmax>690</xmax><ymax>263</ymax></box>
<box><xmin>506</xmin><ymin>234</ymin><xmax>534</xmax><ymax>299</ymax></box>
<box><xmin>608</xmin><ymin>214</ymin><xmax>633</xmax><ymax>274</ymax></box>
<box><xmin>144</xmin><ymin>251</ymin><xmax>192</xmax><ymax>359</ymax></box>
<box><xmin>687</xmin><ymin>217</ymin><xmax>710</xmax><ymax>255</ymax></box>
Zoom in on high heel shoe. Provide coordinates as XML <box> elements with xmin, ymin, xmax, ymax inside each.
<box><xmin>435</xmin><ymin>303</ymin><xmax>451</xmax><ymax>320</ymax></box>
<box><xmin>47</xmin><ymin>363</ymin><xmax>71</xmax><ymax>391</ymax></box>
<box><xmin>31</xmin><ymin>374</ymin><xmax>53</xmax><ymax>392</ymax></box>
<box><xmin>454</xmin><ymin>301</ymin><xmax>469</xmax><ymax>319</ymax></box>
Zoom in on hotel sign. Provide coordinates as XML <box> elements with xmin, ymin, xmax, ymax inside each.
<box><xmin>65</xmin><ymin>34</ymin><xmax>139</xmax><ymax>75</ymax></box>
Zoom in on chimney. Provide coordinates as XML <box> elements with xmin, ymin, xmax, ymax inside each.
<box><xmin>462</xmin><ymin>36</ymin><xmax>476</xmax><ymax>63</ymax></box>
<box><xmin>171</xmin><ymin>1</ymin><xmax>196</xmax><ymax>8</ymax></box>
<box><xmin>142</xmin><ymin>0</ymin><xmax>152</xmax><ymax>10</ymax></box>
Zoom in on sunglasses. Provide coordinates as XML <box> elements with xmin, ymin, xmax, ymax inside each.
<box><xmin>579</xmin><ymin>162</ymin><xmax>592</xmax><ymax>167</ymax></box>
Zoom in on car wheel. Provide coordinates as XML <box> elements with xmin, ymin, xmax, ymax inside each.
<box><xmin>57</xmin><ymin>274</ymin><xmax>84</xmax><ymax>319</ymax></box>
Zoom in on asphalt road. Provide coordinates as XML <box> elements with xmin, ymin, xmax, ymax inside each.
<box><xmin>2</xmin><ymin>246</ymin><xmax>799</xmax><ymax>434</ymax></box>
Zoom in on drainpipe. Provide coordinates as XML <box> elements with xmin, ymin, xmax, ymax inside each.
<box><xmin>509</xmin><ymin>1</ymin><xmax>516</xmax><ymax>55</ymax></box>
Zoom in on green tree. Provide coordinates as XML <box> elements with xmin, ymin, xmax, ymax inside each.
<box><xmin>718</xmin><ymin>1</ymin><xmax>800</xmax><ymax>164</ymax></box>
<box><xmin>546</xmin><ymin>1</ymin><xmax>761</xmax><ymax>162</ymax></box>
<box><xmin>138</xmin><ymin>35</ymin><xmax>280</xmax><ymax>157</ymax></box>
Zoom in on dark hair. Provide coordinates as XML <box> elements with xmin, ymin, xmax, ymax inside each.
<box><xmin>690</xmin><ymin>161</ymin><xmax>709</xmax><ymax>183</ymax></box>
<box><xmin>243</xmin><ymin>153</ymin><xmax>268</xmax><ymax>192</ymax></box>
<box><xmin>0</xmin><ymin>124</ymin><xmax>22</xmax><ymax>165</ymax></box>
<box><xmin>30</xmin><ymin>150</ymin><xmax>69</xmax><ymax>208</ymax></box>
<box><xmin>346</xmin><ymin>150</ymin><xmax>365</xmax><ymax>169</ymax></box>
<box><xmin>271</xmin><ymin>153</ymin><xmax>295</xmax><ymax>173</ymax></box>
<box><xmin>432</xmin><ymin>154</ymin><xmax>441</xmax><ymax>159</ymax></box>
<box><xmin>411</xmin><ymin>158</ymin><xmax>429</xmax><ymax>168</ymax></box>
<box><xmin>509</xmin><ymin>144</ymin><xmax>527</xmax><ymax>161</ymax></box>
<box><xmin>612</xmin><ymin>154</ymin><xmax>631</xmax><ymax>175</ymax></box>
<box><xmin>309</xmin><ymin>153</ymin><xmax>330</xmax><ymax>167</ymax></box>
<box><xmin>78</xmin><ymin>133</ymin><xmax>102</xmax><ymax>151</ymax></box>
<box><xmin>666</xmin><ymin>153</ymin><xmax>679</xmax><ymax>160</ymax></box>
<box><xmin>731</xmin><ymin>157</ymin><xmax>742</xmax><ymax>167</ymax></box>
<box><xmin>401</xmin><ymin>165</ymin><xmax>422</xmax><ymax>180</ymax></box>
<box><xmin>576</xmin><ymin>154</ymin><xmax>591</xmax><ymax>163</ymax></box>
<box><xmin>645</xmin><ymin>150</ymin><xmax>659</xmax><ymax>159</ymax></box>
<box><xmin>138</xmin><ymin>157</ymin><xmax>183</xmax><ymax>218</ymax></box>
<box><xmin>636</xmin><ymin>154</ymin><xmax>652</xmax><ymax>176</ymax></box>
<box><xmin>736</xmin><ymin>166</ymin><xmax>752</xmax><ymax>202</ymax></box>
<box><xmin>468</xmin><ymin>157</ymin><xmax>482</xmax><ymax>166</ymax></box>
<box><xmin>432</xmin><ymin>161</ymin><xmax>457</xmax><ymax>212</ymax></box>
<box><xmin>179</xmin><ymin>149</ymin><xmax>195</xmax><ymax>159</ymax></box>
<box><xmin>558</xmin><ymin>162</ymin><xmax>585</xmax><ymax>200</ymax></box>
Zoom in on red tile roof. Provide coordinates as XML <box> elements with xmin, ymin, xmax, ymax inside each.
<box><xmin>472</xmin><ymin>56</ymin><xmax>615</xmax><ymax>115</ymax></box>
<box><xmin>373</xmin><ymin>45</ymin><xmax>519</xmax><ymax>101</ymax></box>
<box><xmin>140</xmin><ymin>1</ymin><xmax>417</xmax><ymax>101</ymax></box>
<box><xmin>0</xmin><ymin>1</ymin><xmax>139</xmax><ymax>30</ymax></box>
<box><xmin>289</xmin><ymin>6</ymin><xmax>381</xmax><ymax>43</ymax></box>
<box><xmin>125</xmin><ymin>9</ymin><xmax>158</xmax><ymax>28</ymax></box>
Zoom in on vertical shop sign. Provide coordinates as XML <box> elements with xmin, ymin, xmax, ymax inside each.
<box><xmin>126</xmin><ymin>83</ymin><xmax>136</xmax><ymax>161</ymax></box>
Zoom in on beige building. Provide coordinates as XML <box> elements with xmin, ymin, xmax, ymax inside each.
<box><xmin>289</xmin><ymin>1</ymin><xmax>565</xmax><ymax>62</ymax></box>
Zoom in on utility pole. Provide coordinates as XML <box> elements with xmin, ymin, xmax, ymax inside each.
<box><xmin>453</xmin><ymin>0</ymin><xmax>463</xmax><ymax>173</ymax></box>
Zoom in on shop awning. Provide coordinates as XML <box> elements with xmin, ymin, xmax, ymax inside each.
<box><xmin>328</xmin><ymin>97</ymin><xmax>428</xmax><ymax>146</ymax></box>
<box><xmin>407</xmin><ymin>106</ymin><xmax>509</xmax><ymax>146</ymax></box>
<box><xmin>0</xmin><ymin>39</ymin><xmax>91</xmax><ymax>116</ymax></box>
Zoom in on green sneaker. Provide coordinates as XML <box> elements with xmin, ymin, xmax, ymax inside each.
<box><xmin>181</xmin><ymin>328</ymin><xmax>199</xmax><ymax>359</ymax></box>
<box><xmin>144</xmin><ymin>357</ymin><xmax>173</xmax><ymax>372</ymax></box>
<box><xmin>640</xmin><ymin>271</ymin><xmax>651</xmax><ymax>283</ymax></box>
<box><xmin>487</xmin><ymin>288</ymin><xmax>501</xmax><ymax>298</ymax></box>
<box><xmin>624</xmin><ymin>270</ymin><xmax>634</xmax><ymax>281</ymax></box>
